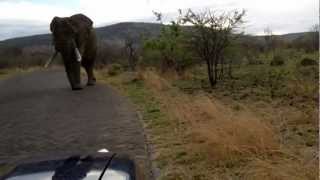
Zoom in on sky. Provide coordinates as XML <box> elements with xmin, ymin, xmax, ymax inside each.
<box><xmin>0</xmin><ymin>0</ymin><xmax>318</xmax><ymax>40</ymax></box>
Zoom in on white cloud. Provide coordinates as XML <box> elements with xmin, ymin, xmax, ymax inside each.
<box><xmin>239</xmin><ymin>0</ymin><xmax>318</xmax><ymax>34</ymax></box>
<box><xmin>76</xmin><ymin>0</ymin><xmax>318</xmax><ymax>34</ymax></box>
<box><xmin>0</xmin><ymin>0</ymin><xmax>76</xmax><ymax>39</ymax></box>
<box><xmin>0</xmin><ymin>20</ymin><xmax>47</xmax><ymax>40</ymax></box>
<box><xmin>77</xmin><ymin>0</ymin><xmax>241</xmax><ymax>25</ymax></box>
<box><xmin>0</xmin><ymin>0</ymin><xmax>318</xmax><ymax>40</ymax></box>
<box><xmin>0</xmin><ymin>1</ymin><xmax>73</xmax><ymax>23</ymax></box>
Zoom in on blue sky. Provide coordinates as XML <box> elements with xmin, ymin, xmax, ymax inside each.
<box><xmin>0</xmin><ymin>0</ymin><xmax>318</xmax><ymax>40</ymax></box>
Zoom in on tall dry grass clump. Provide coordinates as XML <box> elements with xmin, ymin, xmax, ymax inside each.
<box><xmin>141</xmin><ymin>70</ymin><xmax>279</xmax><ymax>162</ymax></box>
<box><xmin>240</xmin><ymin>156</ymin><xmax>318</xmax><ymax>180</ymax></box>
<box><xmin>104</xmin><ymin>68</ymin><xmax>317</xmax><ymax>179</ymax></box>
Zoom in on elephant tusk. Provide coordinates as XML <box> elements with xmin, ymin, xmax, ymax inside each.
<box><xmin>75</xmin><ymin>47</ymin><xmax>82</xmax><ymax>62</ymax></box>
<box><xmin>44</xmin><ymin>51</ymin><xmax>58</xmax><ymax>68</ymax></box>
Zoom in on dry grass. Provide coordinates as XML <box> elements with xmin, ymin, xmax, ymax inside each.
<box><xmin>0</xmin><ymin>66</ymin><xmax>44</xmax><ymax>79</ymax></box>
<box><xmin>99</xmin><ymin>68</ymin><xmax>318</xmax><ymax>179</ymax></box>
<box><xmin>143</xmin><ymin>70</ymin><xmax>318</xmax><ymax>179</ymax></box>
<box><xmin>241</xmin><ymin>155</ymin><xmax>318</xmax><ymax>180</ymax></box>
<box><xmin>142</xmin><ymin>70</ymin><xmax>278</xmax><ymax>153</ymax></box>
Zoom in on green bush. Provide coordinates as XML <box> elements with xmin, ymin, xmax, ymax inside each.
<box><xmin>107</xmin><ymin>63</ymin><xmax>123</xmax><ymax>76</ymax></box>
<box><xmin>142</xmin><ymin>21</ymin><xmax>195</xmax><ymax>73</ymax></box>
<box><xmin>270</xmin><ymin>55</ymin><xmax>285</xmax><ymax>66</ymax></box>
<box><xmin>140</xmin><ymin>49</ymin><xmax>162</xmax><ymax>68</ymax></box>
<box><xmin>267</xmin><ymin>68</ymin><xmax>288</xmax><ymax>98</ymax></box>
<box><xmin>300</xmin><ymin>58</ymin><xmax>317</xmax><ymax>66</ymax></box>
<box><xmin>246</xmin><ymin>56</ymin><xmax>264</xmax><ymax>65</ymax></box>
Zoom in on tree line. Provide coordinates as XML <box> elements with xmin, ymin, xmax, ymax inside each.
<box><xmin>0</xmin><ymin>8</ymin><xmax>318</xmax><ymax>87</ymax></box>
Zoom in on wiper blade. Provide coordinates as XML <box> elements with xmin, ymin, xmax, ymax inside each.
<box><xmin>98</xmin><ymin>153</ymin><xmax>116</xmax><ymax>180</ymax></box>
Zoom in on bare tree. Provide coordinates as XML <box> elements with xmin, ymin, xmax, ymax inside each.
<box><xmin>181</xmin><ymin>9</ymin><xmax>245</xmax><ymax>87</ymax></box>
<box><xmin>264</xmin><ymin>27</ymin><xmax>275</xmax><ymax>57</ymax></box>
<box><xmin>152</xmin><ymin>11</ymin><xmax>163</xmax><ymax>22</ymax></box>
<box><xmin>125</xmin><ymin>36</ymin><xmax>137</xmax><ymax>71</ymax></box>
<box><xmin>309</xmin><ymin>24</ymin><xmax>319</xmax><ymax>52</ymax></box>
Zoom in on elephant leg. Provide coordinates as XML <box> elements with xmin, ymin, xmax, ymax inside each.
<box><xmin>64</xmin><ymin>60</ymin><xmax>82</xmax><ymax>90</ymax></box>
<box><xmin>71</xmin><ymin>61</ymin><xmax>82</xmax><ymax>90</ymax></box>
<box><xmin>82</xmin><ymin>60</ymin><xmax>96</xmax><ymax>86</ymax></box>
<box><xmin>86</xmin><ymin>66</ymin><xmax>96</xmax><ymax>86</ymax></box>
<box><xmin>64</xmin><ymin>62</ymin><xmax>75</xmax><ymax>88</ymax></box>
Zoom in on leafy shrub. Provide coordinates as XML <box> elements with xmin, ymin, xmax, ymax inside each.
<box><xmin>142</xmin><ymin>20</ymin><xmax>195</xmax><ymax>73</ymax></box>
<box><xmin>300</xmin><ymin>58</ymin><xmax>317</xmax><ymax>66</ymax></box>
<box><xmin>247</xmin><ymin>56</ymin><xmax>264</xmax><ymax>65</ymax></box>
<box><xmin>96</xmin><ymin>42</ymin><xmax>125</xmax><ymax>68</ymax></box>
<box><xmin>267</xmin><ymin>68</ymin><xmax>288</xmax><ymax>98</ymax></box>
<box><xmin>107</xmin><ymin>63</ymin><xmax>123</xmax><ymax>76</ymax></box>
<box><xmin>270</xmin><ymin>55</ymin><xmax>285</xmax><ymax>66</ymax></box>
<box><xmin>140</xmin><ymin>48</ymin><xmax>163</xmax><ymax>68</ymax></box>
<box><xmin>296</xmin><ymin>64</ymin><xmax>318</xmax><ymax>80</ymax></box>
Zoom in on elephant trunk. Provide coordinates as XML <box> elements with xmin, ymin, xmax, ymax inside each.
<box><xmin>63</xmin><ymin>39</ymin><xmax>82</xmax><ymax>90</ymax></box>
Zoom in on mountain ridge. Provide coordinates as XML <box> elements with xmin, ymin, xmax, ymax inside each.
<box><xmin>0</xmin><ymin>22</ymin><xmax>311</xmax><ymax>49</ymax></box>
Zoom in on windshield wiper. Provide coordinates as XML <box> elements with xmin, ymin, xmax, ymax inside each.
<box><xmin>98</xmin><ymin>153</ymin><xmax>116</xmax><ymax>180</ymax></box>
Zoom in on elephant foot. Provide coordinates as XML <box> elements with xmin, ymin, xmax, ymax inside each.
<box><xmin>87</xmin><ymin>78</ymin><xmax>96</xmax><ymax>86</ymax></box>
<box><xmin>72</xmin><ymin>84</ymin><xmax>83</xmax><ymax>90</ymax></box>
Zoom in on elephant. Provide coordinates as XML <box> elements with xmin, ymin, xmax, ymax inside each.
<box><xmin>49</xmin><ymin>14</ymin><xmax>97</xmax><ymax>90</ymax></box>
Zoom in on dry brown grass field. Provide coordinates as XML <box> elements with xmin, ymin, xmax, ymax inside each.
<box><xmin>98</xmin><ymin>66</ymin><xmax>318</xmax><ymax>180</ymax></box>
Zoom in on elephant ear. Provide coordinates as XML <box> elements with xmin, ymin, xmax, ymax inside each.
<box><xmin>50</xmin><ymin>16</ymin><xmax>75</xmax><ymax>40</ymax></box>
<box><xmin>50</xmin><ymin>16</ymin><xmax>60</xmax><ymax>32</ymax></box>
<box><xmin>78</xmin><ymin>14</ymin><xmax>93</xmax><ymax>28</ymax></box>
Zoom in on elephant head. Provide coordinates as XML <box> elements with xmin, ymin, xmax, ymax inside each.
<box><xmin>49</xmin><ymin>16</ymin><xmax>85</xmax><ymax>90</ymax></box>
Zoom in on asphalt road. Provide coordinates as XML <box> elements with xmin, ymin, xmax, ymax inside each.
<box><xmin>0</xmin><ymin>70</ymin><xmax>151</xmax><ymax>176</ymax></box>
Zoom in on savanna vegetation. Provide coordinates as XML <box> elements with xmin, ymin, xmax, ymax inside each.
<box><xmin>98</xmin><ymin>9</ymin><xmax>319</xmax><ymax>180</ymax></box>
<box><xmin>0</xmin><ymin>8</ymin><xmax>318</xmax><ymax>180</ymax></box>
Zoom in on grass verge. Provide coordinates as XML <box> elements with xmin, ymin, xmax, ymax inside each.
<box><xmin>0</xmin><ymin>67</ymin><xmax>43</xmax><ymax>80</ymax></box>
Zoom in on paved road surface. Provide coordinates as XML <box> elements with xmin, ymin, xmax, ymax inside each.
<box><xmin>0</xmin><ymin>70</ymin><xmax>151</xmax><ymax>177</ymax></box>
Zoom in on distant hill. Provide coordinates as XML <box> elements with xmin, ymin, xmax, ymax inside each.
<box><xmin>0</xmin><ymin>22</ymin><xmax>163</xmax><ymax>49</ymax></box>
<box><xmin>253</xmin><ymin>32</ymin><xmax>313</xmax><ymax>42</ymax></box>
<box><xmin>96</xmin><ymin>22</ymin><xmax>162</xmax><ymax>43</ymax></box>
<box><xmin>0</xmin><ymin>22</ymin><xmax>312</xmax><ymax>50</ymax></box>
<box><xmin>0</xmin><ymin>34</ymin><xmax>51</xmax><ymax>48</ymax></box>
